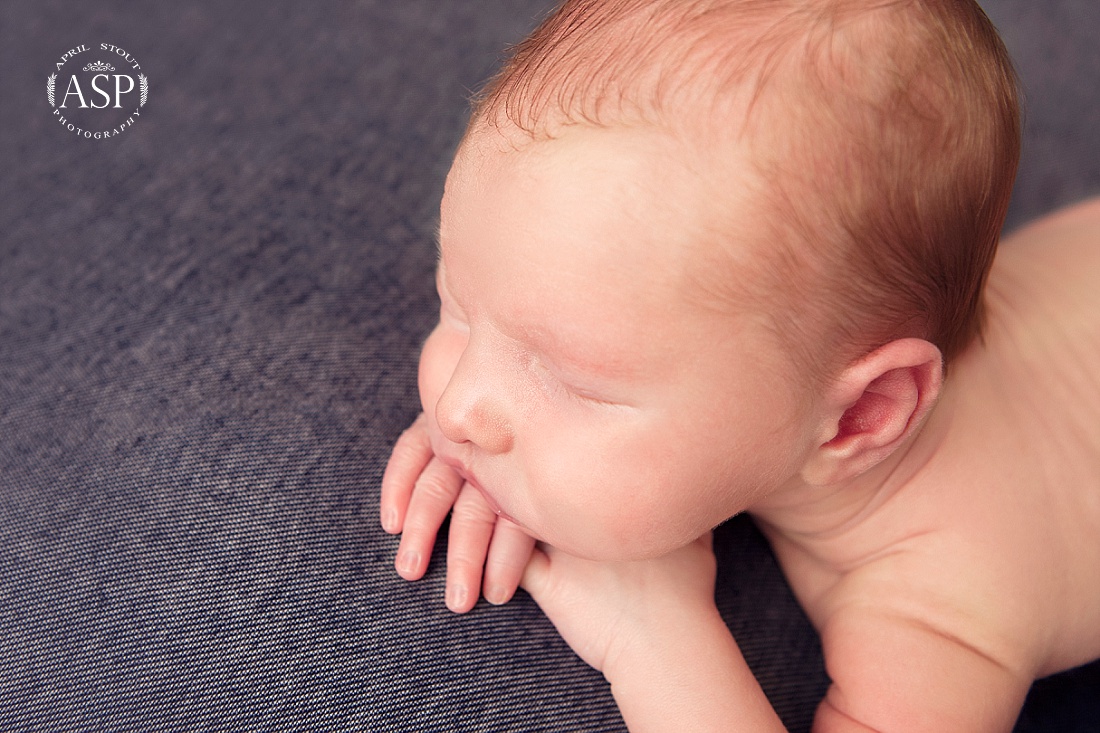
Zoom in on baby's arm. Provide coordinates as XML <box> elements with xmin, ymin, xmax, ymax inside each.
<box><xmin>380</xmin><ymin>414</ymin><xmax>535</xmax><ymax>612</ymax></box>
<box><xmin>815</xmin><ymin>609</ymin><xmax>1031</xmax><ymax>732</ymax></box>
<box><xmin>522</xmin><ymin>536</ymin><xmax>785</xmax><ymax>732</ymax></box>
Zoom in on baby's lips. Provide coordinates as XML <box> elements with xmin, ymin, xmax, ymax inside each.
<box><xmin>434</xmin><ymin>451</ymin><xmax>467</xmax><ymax>478</ymax></box>
<box><xmin>469</xmin><ymin>479</ymin><xmax>517</xmax><ymax>524</ymax></box>
<box><xmin>437</xmin><ymin>453</ymin><xmax>516</xmax><ymax>523</ymax></box>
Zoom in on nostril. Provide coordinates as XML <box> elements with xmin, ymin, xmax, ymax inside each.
<box><xmin>435</xmin><ymin>388</ymin><xmax>512</xmax><ymax>454</ymax></box>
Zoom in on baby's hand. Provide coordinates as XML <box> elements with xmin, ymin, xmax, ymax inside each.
<box><xmin>380</xmin><ymin>414</ymin><xmax>535</xmax><ymax>613</ymax></box>
<box><xmin>521</xmin><ymin>534</ymin><xmax>719</xmax><ymax>674</ymax></box>
<box><xmin>522</xmin><ymin>536</ymin><xmax>786</xmax><ymax>731</ymax></box>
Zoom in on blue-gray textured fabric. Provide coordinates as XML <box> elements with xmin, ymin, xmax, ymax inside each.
<box><xmin>1</xmin><ymin>1</ymin><xmax>1097</xmax><ymax>730</ymax></box>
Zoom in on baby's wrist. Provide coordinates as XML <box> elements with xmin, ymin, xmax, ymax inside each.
<box><xmin>604</xmin><ymin>603</ymin><xmax>785</xmax><ymax>731</ymax></box>
<box><xmin>601</xmin><ymin>598</ymin><xmax>727</xmax><ymax>685</ymax></box>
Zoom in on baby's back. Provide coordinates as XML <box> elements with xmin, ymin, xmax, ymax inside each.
<box><xmin>987</xmin><ymin>197</ymin><xmax>1100</xmax><ymax>408</ymax></box>
<box><xmin>984</xmin><ymin>197</ymin><xmax>1100</xmax><ymax>519</ymax></box>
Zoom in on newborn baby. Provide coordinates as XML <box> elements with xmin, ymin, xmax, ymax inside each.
<box><xmin>381</xmin><ymin>0</ymin><xmax>1100</xmax><ymax>730</ymax></box>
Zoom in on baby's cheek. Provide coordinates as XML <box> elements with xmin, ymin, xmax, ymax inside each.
<box><xmin>521</xmin><ymin>428</ymin><xmax>639</xmax><ymax>553</ymax></box>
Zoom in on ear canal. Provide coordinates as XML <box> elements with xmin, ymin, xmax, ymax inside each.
<box><xmin>827</xmin><ymin>370</ymin><xmax>916</xmax><ymax>447</ymax></box>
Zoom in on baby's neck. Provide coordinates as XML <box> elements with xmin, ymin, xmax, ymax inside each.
<box><xmin>748</xmin><ymin>391</ymin><xmax>954</xmax><ymax>544</ymax></box>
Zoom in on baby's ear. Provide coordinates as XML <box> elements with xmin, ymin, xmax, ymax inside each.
<box><xmin>799</xmin><ymin>338</ymin><xmax>943</xmax><ymax>486</ymax></box>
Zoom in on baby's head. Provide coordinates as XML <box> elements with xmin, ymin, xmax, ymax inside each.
<box><xmin>418</xmin><ymin>0</ymin><xmax>1020</xmax><ymax>560</ymax></box>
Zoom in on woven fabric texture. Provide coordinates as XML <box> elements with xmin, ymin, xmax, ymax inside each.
<box><xmin>1</xmin><ymin>1</ymin><xmax>1097</xmax><ymax>730</ymax></box>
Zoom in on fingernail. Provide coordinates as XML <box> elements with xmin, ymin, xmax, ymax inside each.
<box><xmin>381</xmin><ymin>508</ymin><xmax>398</xmax><ymax>533</ymax></box>
<box><xmin>485</xmin><ymin>585</ymin><xmax>509</xmax><ymax>606</ymax></box>
<box><xmin>446</xmin><ymin>585</ymin><xmax>469</xmax><ymax>611</ymax></box>
<box><xmin>396</xmin><ymin>551</ymin><xmax>420</xmax><ymax>575</ymax></box>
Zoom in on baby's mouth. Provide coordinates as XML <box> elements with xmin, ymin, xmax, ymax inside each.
<box><xmin>437</xmin><ymin>454</ymin><xmax>517</xmax><ymax>524</ymax></box>
<box><xmin>464</xmin><ymin>473</ymin><xmax>513</xmax><ymax>522</ymax></box>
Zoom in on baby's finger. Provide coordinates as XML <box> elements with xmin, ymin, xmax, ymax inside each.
<box><xmin>444</xmin><ymin>484</ymin><xmax>497</xmax><ymax>613</ymax></box>
<box><xmin>483</xmin><ymin>519</ymin><xmax>536</xmax><ymax>606</ymax></box>
<box><xmin>394</xmin><ymin>456</ymin><xmax>463</xmax><ymax>581</ymax></box>
<box><xmin>380</xmin><ymin>414</ymin><xmax>432</xmax><ymax>534</ymax></box>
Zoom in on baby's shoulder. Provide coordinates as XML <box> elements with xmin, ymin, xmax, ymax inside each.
<box><xmin>987</xmin><ymin>196</ymin><xmax>1100</xmax><ymax>344</ymax></box>
<box><xmin>973</xmin><ymin>196</ymin><xmax>1100</xmax><ymax>465</ymax></box>
<box><xmin>999</xmin><ymin>195</ymin><xmax>1100</xmax><ymax>265</ymax></box>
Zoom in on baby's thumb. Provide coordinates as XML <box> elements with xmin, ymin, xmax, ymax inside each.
<box><xmin>519</xmin><ymin>544</ymin><xmax>551</xmax><ymax>602</ymax></box>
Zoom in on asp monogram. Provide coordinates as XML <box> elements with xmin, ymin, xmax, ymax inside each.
<box><xmin>47</xmin><ymin>43</ymin><xmax>149</xmax><ymax>139</ymax></box>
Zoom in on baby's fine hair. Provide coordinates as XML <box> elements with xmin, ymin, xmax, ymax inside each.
<box><xmin>470</xmin><ymin>0</ymin><xmax>1020</xmax><ymax>377</ymax></box>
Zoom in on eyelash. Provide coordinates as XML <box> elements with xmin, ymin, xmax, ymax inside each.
<box><xmin>536</xmin><ymin>359</ymin><xmax>615</xmax><ymax>407</ymax></box>
<box><xmin>562</xmin><ymin>381</ymin><xmax>605</xmax><ymax>403</ymax></box>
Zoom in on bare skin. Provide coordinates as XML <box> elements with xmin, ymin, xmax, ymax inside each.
<box><xmin>755</xmin><ymin>197</ymin><xmax>1100</xmax><ymax>730</ymax></box>
<box><xmin>381</xmin><ymin>119</ymin><xmax>1100</xmax><ymax>731</ymax></box>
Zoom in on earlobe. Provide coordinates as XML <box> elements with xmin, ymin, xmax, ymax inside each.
<box><xmin>800</xmin><ymin>339</ymin><xmax>943</xmax><ymax>486</ymax></box>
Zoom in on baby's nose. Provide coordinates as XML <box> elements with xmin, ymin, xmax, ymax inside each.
<box><xmin>434</xmin><ymin>364</ymin><xmax>513</xmax><ymax>455</ymax></box>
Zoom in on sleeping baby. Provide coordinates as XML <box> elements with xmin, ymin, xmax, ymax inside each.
<box><xmin>381</xmin><ymin>0</ymin><xmax>1100</xmax><ymax>729</ymax></box>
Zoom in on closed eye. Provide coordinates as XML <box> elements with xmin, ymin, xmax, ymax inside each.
<box><xmin>563</xmin><ymin>386</ymin><xmax>620</xmax><ymax>407</ymax></box>
<box><xmin>533</xmin><ymin>356</ymin><xmax>621</xmax><ymax>407</ymax></box>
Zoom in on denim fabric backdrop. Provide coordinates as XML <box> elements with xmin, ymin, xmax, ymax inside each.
<box><xmin>1</xmin><ymin>1</ymin><xmax>1097</xmax><ymax>730</ymax></box>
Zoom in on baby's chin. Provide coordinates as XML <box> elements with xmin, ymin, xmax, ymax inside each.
<box><xmin>534</xmin><ymin>518</ymin><xmax>697</xmax><ymax>563</ymax></box>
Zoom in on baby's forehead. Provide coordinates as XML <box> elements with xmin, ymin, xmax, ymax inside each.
<box><xmin>453</xmin><ymin>118</ymin><xmax>759</xmax><ymax>215</ymax></box>
<box><xmin>450</xmin><ymin>120</ymin><xmax>800</xmax><ymax>315</ymax></box>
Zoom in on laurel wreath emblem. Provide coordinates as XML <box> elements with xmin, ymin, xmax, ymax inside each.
<box><xmin>47</xmin><ymin>46</ymin><xmax>149</xmax><ymax>127</ymax></box>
